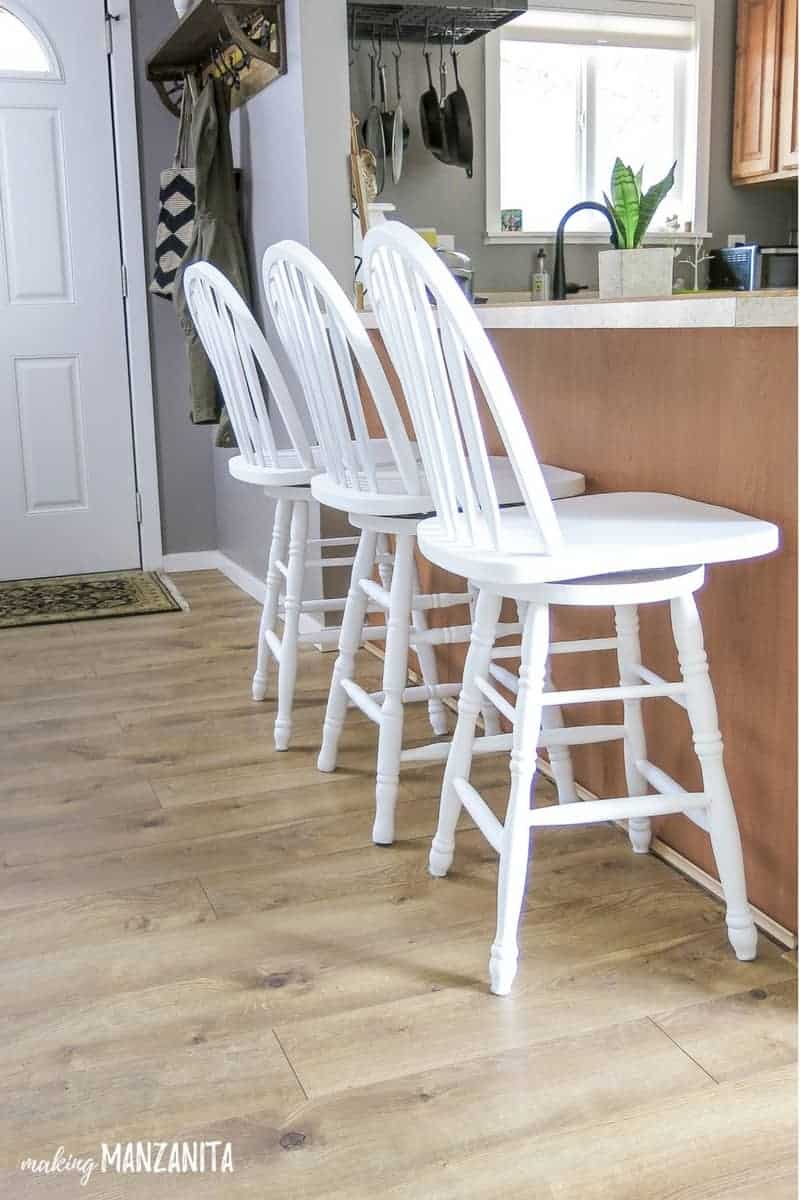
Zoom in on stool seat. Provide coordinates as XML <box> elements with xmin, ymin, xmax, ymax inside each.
<box><xmin>228</xmin><ymin>445</ymin><xmax>324</xmax><ymax>489</ymax></box>
<box><xmin>311</xmin><ymin>452</ymin><xmax>586</xmax><ymax>516</ymax></box>
<box><xmin>418</xmin><ymin>492</ymin><xmax>779</xmax><ymax>590</ymax></box>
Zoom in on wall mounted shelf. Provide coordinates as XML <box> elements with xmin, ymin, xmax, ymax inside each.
<box><xmin>347</xmin><ymin>1</ymin><xmax>526</xmax><ymax>45</ymax></box>
<box><xmin>147</xmin><ymin>0</ymin><xmax>286</xmax><ymax>117</ymax></box>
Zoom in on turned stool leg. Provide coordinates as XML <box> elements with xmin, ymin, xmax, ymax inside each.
<box><xmin>490</xmin><ymin>602</ymin><xmax>549</xmax><ymax>995</ymax></box>
<box><xmin>376</xmin><ymin>532</ymin><xmax>393</xmax><ymax>591</ymax></box>
<box><xmin>430</xmin><ymin>588</ymin><xmax>502</xmax><ymax>878</ymax></box>
<box><xmin>273</xmin><ymin>500</ymin><xmax>309</xmax><ymax>751</ymax></box>
<box><xmin>615</xmin><ymin>605</ymin><xmax>653</xmax><ymax>853</ymax></box>
<box><xmin>490</xmin><ymin>602</ymin><xmax>549</xmax><ymax>996</ymax></box>
<box><xmin>475</xmin><ymin>588</ymin><xmax>502</xmax><ymax>736</ymax></box>
<box><xmin>540</xmin><ymin>659</ymin><xmax>578</xmax><ymax>805</ymax></box>
<box><xmin>373</xmin><ymin>534</ymin><xmax>416</xmax><ymax>845</ymax></box>
<box><xmin>411</xmin><ymin>562</ymin><xmax>450</xmax><ymax>737</ymax></box>
<box><xmin>670</xmin><ymin>592</ymin><xmax>757</xmax><ymax>960</ymax></box>
<box><xmin>252</xmin><ymin>498</ymin><xmax>291</xmax><ymax>703</ymax></box>
<box><xmin>318</xmin><ymin>528</ymin><xmax>378</xmax><ymax>773</ymax></box>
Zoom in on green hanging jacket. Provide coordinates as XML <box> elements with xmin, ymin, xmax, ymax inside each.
<box><xmin>174</xmin><ymin>77</ymin><xmax>252</xmax><ymax>447</ymax></box>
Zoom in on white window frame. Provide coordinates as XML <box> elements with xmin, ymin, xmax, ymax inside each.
<box><xmin>484</xmin><ymin>0</ymin><xmax>714</xmax><ymax>245</ymax></box>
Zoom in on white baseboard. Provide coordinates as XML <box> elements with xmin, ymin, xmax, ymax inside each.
<box><xmin>160</xmin><ymin>551</ymin><xmax>324</xmax><ymax>638</ymax></box>
<box><xmin>161</xmin><ymin>551</ymin><xmax>222</xmax><ymax>573</ymax></box>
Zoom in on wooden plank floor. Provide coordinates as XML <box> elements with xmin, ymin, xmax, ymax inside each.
<box><xmin>0</xmin><ymin>571</ymin><xmax>795</xmax><ymax>1198</ymax></box>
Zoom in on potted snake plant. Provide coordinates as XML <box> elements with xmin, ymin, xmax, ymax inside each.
<box><xmin>599</xmin><ymin>158</ymin><xmax>677</xmax><ymax>298</ymax></box>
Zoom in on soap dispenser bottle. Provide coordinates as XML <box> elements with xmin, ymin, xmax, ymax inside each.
<box><xmin>531</xmin><ymin>247</ymin><xmax>550</xmax><ymax>301</ymax></box>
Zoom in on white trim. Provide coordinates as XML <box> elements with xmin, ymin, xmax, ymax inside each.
<box><xmin>106</xmin><ymin>0</ymin><xmax>163</xmax><ymax>570</ymax></box>
<box><xmin>484</xmin><ymin>230</ymin><xmax>710</xmax><ymax>246</ymax></box>
<box><xmin>161</xmin><ymin>551</ymin><xmax>223</xmax><ymax>574</ymax></box>
<box><xmin>161</xmin><ymin>551</ymin><xmax>325</xmax><ymax>639</ymax></box>
<box><xmin>485</xmin><ymin>0</ymin><xmax>715</xmax><ymax>242</ymax></box>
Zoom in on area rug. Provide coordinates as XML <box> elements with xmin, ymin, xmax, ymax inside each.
<box><xmin>0</xmin><ymin>571</ymin><xmax>186</xmax><ymax>629</ymax></box>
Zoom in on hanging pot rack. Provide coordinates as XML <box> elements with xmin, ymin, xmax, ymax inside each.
<box><xmin>347</xmin><ymin>1</ymin><xmax>526</xmax><ymax>46</ymax></box>
<box><xmin>147</xmin><ymin>0</ymin><xmax>287</xmax><ymax>117</ymax></box>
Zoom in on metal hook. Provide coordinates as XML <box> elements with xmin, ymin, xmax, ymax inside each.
<box><xmin>393</xmin><ymin>18</ymin><xmax>402</xmax><ymax>59</ymax></box>
<box><xmin>371</xmin><ymin>23</ymin><xmax>378</xmax><ymax>57</ymax></box>
<box><xmin>349</xmin><ymin>8</ymin><xmax>360</xmax><ymax>65</ymax></box>
<box><xmin>423</xmin><ymin>18</ymin><xmax>429</xmax><ymax>56</ymax></box>
<box><xmin>451</xmin><ymin>18</ymin><xmax>458</xmax><ymax>56</ymax></box>
<box><xmin>377</xmin><ymin>29</ymin><xmax>384</xmax><ymax>68</ymax></box>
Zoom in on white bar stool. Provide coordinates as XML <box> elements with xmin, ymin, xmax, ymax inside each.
<box><xmin>261</xmin><ymin>241</ymin><xmax>586</xmax><ymax>846</ymax></box>
<box><xmin>363</xmin><ymin>221</ymin><xmax>779</xmax><ymax>994</ymax></box>
<box><xmin>184</xmin><ymin>262</ymin><xmax>386</xmax><ymax>751</ymax></box>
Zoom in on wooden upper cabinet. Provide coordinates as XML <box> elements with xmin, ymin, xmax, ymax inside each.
<box><xmin>777</xmin><ymin>0</ymin><xmax>798</xmax><ymax>171</ymax></box>
<box><xmin>732</xmin><ymin>0</ymin><xmax>799</xmax><ymax>182</ymax></box>
<box><xmin>732</xmin><ymin>0</ymin><xmax>781</xmax><ymax>179</ymax></box>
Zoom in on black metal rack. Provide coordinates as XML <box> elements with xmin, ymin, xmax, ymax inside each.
<box><xmin>348</xmin><ymin>1</ymin><xmax>526</xmax><ymax>46</ymax></box>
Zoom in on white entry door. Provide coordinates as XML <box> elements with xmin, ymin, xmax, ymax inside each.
<box><xmin>0</xmin><ymin>0</ymin><xmax>140</xmax><ymax>580</ymax></box>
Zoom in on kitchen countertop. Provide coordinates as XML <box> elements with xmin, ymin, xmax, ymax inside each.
<box><xmin>359</xmin><ymin>289</ymin><xmax>797</xmax><ymax>331</ymax></box>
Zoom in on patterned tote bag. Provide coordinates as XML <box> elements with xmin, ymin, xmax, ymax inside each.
<box><xmin>150</xmin><ymin>87</ymin><xmax>196</xmax><ymax>300</ymax></box>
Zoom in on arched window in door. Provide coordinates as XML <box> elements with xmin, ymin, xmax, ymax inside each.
<box><xmin>0</xmin><ymin>4</ymin><xmax>61</xmax><ymax>79</ymax></box>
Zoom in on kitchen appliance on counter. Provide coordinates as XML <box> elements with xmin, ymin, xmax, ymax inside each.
<box><xmin>437</xmin><ymin>247</ymin><xmax>474</xmax><ymax>301</ymax></box>
<box><xmin>709</xmin><ymin>244</ymin><xmax>798</xmax><ymax>291</ymax></box>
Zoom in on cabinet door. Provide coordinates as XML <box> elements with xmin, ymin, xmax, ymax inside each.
<box><xmin>732</xmin><ymin>0</ymin><xmax>781</xmax><ymax>179</ymax></box>
<box><xmin>778</xmin><ymin>0</ymin><xmax>798</xmax><ymax>171</ymax></box>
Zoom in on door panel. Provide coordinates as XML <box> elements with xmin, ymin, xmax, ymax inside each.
<box><xmin>732</xmin><ymin>0</ymin><xmax>781</xmax><ymax>179</ymax></box>
<box><xmin>0</xmin><ymin>107</ymin><xmax>74</xmax><ymax>302</ymax></box>
<box><xmin>15</xmin><ymin>356</ymin><xmax>87</xmax><ymax>511</ymax></box>
<box><xmin>778</xmin><ymin>0</ymin><xmax>798</xmax><ymax>172</ymax></box>
<box><xmin>0</xmin><ymin>0</ymin><xmax>139</xmax><ymax>580</ymax></box>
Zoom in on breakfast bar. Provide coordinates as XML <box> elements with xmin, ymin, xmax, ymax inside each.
<box><xmin>363</xmin><ymin>290</ymin><xmax>798</xmax><ymax>934</ymax></box>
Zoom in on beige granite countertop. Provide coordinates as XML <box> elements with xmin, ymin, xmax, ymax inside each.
<box><xmin>359</xmin><ymin>289</ymin><xmax>797</xmax><ymax>331</ymax></box>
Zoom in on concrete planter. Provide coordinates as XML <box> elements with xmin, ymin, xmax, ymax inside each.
<box><xmin>598</xmin><ymin>247</ymin><xmax>675</xmax><ymax>299</ymax></box>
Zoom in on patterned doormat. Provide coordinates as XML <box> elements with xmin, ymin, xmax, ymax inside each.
<box><xmin>0</xmin><ymin>571</ymin><xmax>185</xmax><ymax>629</ymax></box>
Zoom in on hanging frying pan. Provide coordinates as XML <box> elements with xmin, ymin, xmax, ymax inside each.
<box><xmin>419</xmin><ymin>38</ymin><xmax>447</xmax><ymax>160</ymax></box>
<box><xmin>378</xmin><ymin>55</ymin><xmax>395</xmax><ymax>161</ymax></box>
<box><xmin>443</xmin><ymin>48</ymin><xmax>473</xmax><ymax>177</ymax></box>
<box><xmin>391</xmin><ymin>33</ymin><xmax>410</xmax><ymax>184</ymax></box>
<box><xmin>363</xmin><ymin>42</ymin><xmax>386</xmax><ymax>196</ymax></box>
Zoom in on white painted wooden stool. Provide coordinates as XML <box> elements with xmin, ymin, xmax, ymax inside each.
<box><xmin>363</xmin><ymin>221</ymin><xmax>779</xmax><ymax>994</ymax></box>
<box><xmin>184</xmin><ymin>262</ymin><xmax>390</xmax><ymax>751</ymax></box>
<box><xmin>261</xmin><ymin>242</ymin><xmax>586</xmax><ymax>846</ymax></box>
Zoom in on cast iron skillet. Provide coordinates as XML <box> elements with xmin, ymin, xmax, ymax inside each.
<box><xmin>419</xmin><ymin>50</ymin><xmax>447</xmax><ymax>160</ymax></box>
<box><xmin>443</xmin><ymin>50</ymin><xmax>473</xmax><ymax>177</ymax></box>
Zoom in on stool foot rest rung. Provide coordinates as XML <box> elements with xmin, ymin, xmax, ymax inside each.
<box><xmin>359</xmin><ymin>578</ymin><xmax>473</xmax><ymax>612</ymax></box>
<box><xmin>541</xmin><ymin>724</ymin><xmax>626</xmax><ymax>747</ymax></box>
<box><xmin>264</xmin><ymin>629</ymin><xmax>283</xmax><ymax>662</ymax></box>
<box><xmin>341</xmin><ymin>678</ymin><xmax>384</xmax><ymax>725</ymax></box>
<box><xmin>305</xmin><ymin>557</ymin><xmax>356</xmax><ymax>569</ymax></box>
<box><xmin>453</xmin><ymin>778</ymin><xmax>503</xmax><ymax>852</ymax></box>
<box><xmin>529</xmin><ymin>792</ymin><xmax>709</xmax><ymax>828</ymax></box>
<box><xmin>402</xmin><ymin>732</ymin><xmax>513</xmax><ymax>764</ymax></box>
<box><xmin>475</xmin><ymin>676</ymin><xmax>517</xmax><ymax>726</ymax></box>
<box><xmin>636</xmin><ymin>757</ymin><xmax>710</xmax><ymax>831</ymax></box>
<box><xmin>308</xmin><ymin>536</ymin><xmax>360</xmax><ymax>548</ymax></box>
<box><xmin>489</xmin><ymin>636</ymin><xmax>619</xmax><ymax>663</ymax></box>
<box><xmin>630</xmin><ymin>664</ymin><xmax>689</xmax><ymax>711</ymax></box>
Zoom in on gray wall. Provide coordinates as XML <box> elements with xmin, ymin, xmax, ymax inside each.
<box><xmin>215</xmin><ymin>0</ymin><xmax>353</xmax><ymax>581</ymax></box>
<box><xmin>131</xmin><ymin>0</ymin><xmax>218</xmax><ymax>554</ymax></box>
<box><xmin>350</xmin><ymin>1</ymin><xmax>797</xmax><ymax>294</ymax></box>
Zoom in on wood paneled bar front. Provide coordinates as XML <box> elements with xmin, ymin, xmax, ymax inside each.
<box><xmin>364</xmin><ymin>292</ymin><xmax>798</xmax><ymax>935</ymax></box>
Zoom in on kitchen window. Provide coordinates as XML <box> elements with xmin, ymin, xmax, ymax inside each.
<box><xmin>485</xmin><ymin>0</ymin><xmax>714</xmax><ymax>241</ymax></box>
